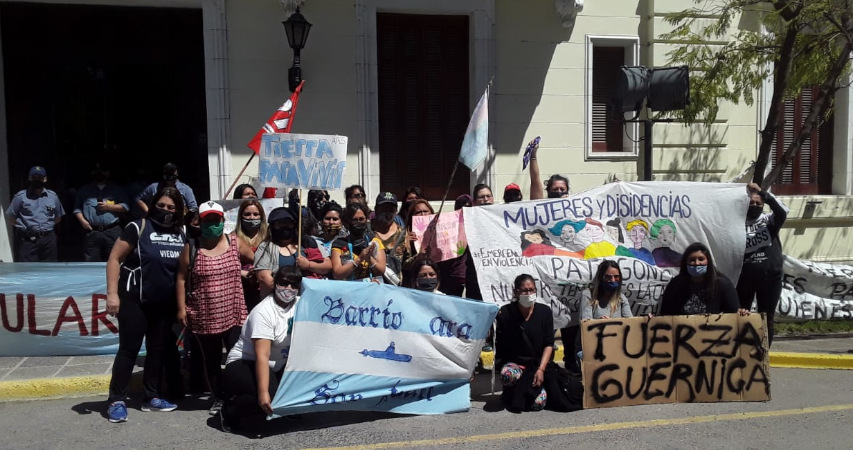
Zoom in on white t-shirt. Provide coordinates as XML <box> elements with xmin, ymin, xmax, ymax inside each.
<box><xmin>226</xmin><ymin>295</ymin><xmax>297</xmax><ymax>372</ymax></box>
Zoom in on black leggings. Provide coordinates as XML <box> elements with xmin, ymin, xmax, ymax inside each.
<box><xmin>108</xmin><ymin>299</ymin><xmax>174</xmax><ymax>402</ymax></box>
<box><xmin>222</xmin><ymin>359</ymin><xmax>283</xmax><ymax>421</ymax></box>
<box><xmin>192</xmin><ymin>327</ymin><xmax>240</xmax><ymax>398</ymax></box>
<box><xmin>737</xmin><ymin>273</ymin><xmax>783</xmax><ymax>346</ymax></box>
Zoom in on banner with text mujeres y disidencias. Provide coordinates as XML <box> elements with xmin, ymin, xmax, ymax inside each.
<box><xmin>464</xmin><ymin>182</ymin><xmax>749</xmax><ymax>329</ymax></box>
<box><xmin>258</xmin><ymin>133</ymin><xmax>348</xmax><ymax>191</ymax></box>
<box><xmin>0</xmin><ymin>263</ymin><xmax>118</xmax><ymax>356</ymax></box>
<box><xmin>270</xmin><ymin>279</ymin><xmax>498</xmax><ymax>416</ymax></box>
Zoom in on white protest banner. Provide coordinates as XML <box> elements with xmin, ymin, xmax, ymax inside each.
<box><xmin>464</xmin><ymin>182</ymin><xmax>748</xmax><ymax>328</ymax></box>
<box><xmin>219</xmin><ymin>198</ymin><xmax>285</xmax><ymax>235</ymax></box>
<box><xmin>258</xmin><ymin>133</ymin><xmax>348</xmax><ymax>191</ymax></box>
<box><xmin>778</xmin><ymin>255</ymin><xmax>853</xmax><ymax>320</ymax></box>
<box><xmin>411</xmin><ymin>210</ymin><xmax>467</xmax><ymax>263</ymax></box>
<box><xmin>270</xmin><ymin>279</ymin><xmax>498</xmax><ymax>416</ymax></box>
<box><xmin>0</xmin><ymin>263</ymin><xmax>118</xmax><ymax>356</ymax></box>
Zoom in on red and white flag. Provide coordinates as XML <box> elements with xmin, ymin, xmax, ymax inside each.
<box><xmin>247</xmin><ymin>80</ymin><xmax>305</xmax><ymax>154</ymax></box>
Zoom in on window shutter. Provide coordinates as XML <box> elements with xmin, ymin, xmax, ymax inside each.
<box><xmin>771</xmin><ymin>88</ymin><xmax>832</xmax><ymax>195</ymax></box>
<box><xmin>592</xmin><ymin>46</ymin><xmax>625</xmax><ymax>152</ymax></box>
<box><xmin>377</xmin><ymin>14</ymin><xmax>470</xmax><ymax>200</ymax></box>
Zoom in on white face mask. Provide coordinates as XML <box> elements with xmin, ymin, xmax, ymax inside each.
<box><xmin>274</xmin><ymin>286</ymin><xmax>298</xmax><ymax>304</ymax></box>
<box><xmin>518</xmin><ymin>293</ymin><xmax>537</xmax><ymax>308</ymax></box>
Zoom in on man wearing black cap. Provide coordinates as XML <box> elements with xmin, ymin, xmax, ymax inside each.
<box><xmin>5</xmin><ymin>166</ymin><xmax>65</xmax><ymax>261</ymax></box>
<box><xmin>73</xmin><ymin>162</ymin><xmax>130</xmax><ymax>262</ymax></box>
<box><xmin>135</xmin><ymin>162</ymin><xmax>198</xmax><ymax>214</ymax></box>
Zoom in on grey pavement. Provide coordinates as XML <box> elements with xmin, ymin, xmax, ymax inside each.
<box><xmin>0</xmin><ymin>336</ymin><xmax>850</xmax><ymax>389</ymax></box>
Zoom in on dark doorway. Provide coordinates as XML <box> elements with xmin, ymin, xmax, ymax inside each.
<box><xmin>376</xmin><ymin>13</ymin><xmax>470</xmax><ymax>201</ymax></box>
<box><xmin>1</xmin><ymin>2</ymin><xmax>208</xmax><ymax>260</ymax></box>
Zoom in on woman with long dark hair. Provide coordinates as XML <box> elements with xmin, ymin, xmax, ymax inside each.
<box><xmin>330</xmin><ymin>202</ymin><xmax>386</xmax><ymax>281</ymax></box>
<box><xmin>659</xmin><ymin>242</ymin><xmax>746</xmax><ymax>316</ymax></box>
<box><xmin>105</xmin><ymin>186</ymin><xmax>186</xmax><ymax>423</ymax></box>
<box><xmin>582</xmin><ymin>260</ymin><xmax>632</xmax><ymax>320</ymax></box>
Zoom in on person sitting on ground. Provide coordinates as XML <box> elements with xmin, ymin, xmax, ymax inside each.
<box><xmin>331</xmin><ymin>202</ymin><xmax>386</xmax><ymax>281</ymax></box>
<box><xmin>658</xmin><ymin>242</ymin><xmax>748</xmax><ymax>316</ymax></box>
<box><xmin>105</xmin><ymin>186</ymin><xmax>186</xmax><ymax>423</ymax></box>
<box><xmin>176</xmin><ymin>201</ymin><xmax>248</xmax><ymax>416</ymax></box>
<box><xmin>526</xmin><ymin>139</ymin><xmax>570</xmax><ymax>200</ymax></box>
<box><xmin>495</xmin><ymin>274</ymin><xmax>554</xmax><ymax>412</ymax></box>
<box><xmin>220</xmin><ymin>266</ymin><xmax>303</xmax><ymax>433</ymax></box>
<box><xmin>233</xmin><ymin>183</ymin><xmax>258</xmax><ymax>200</ymax></box>
<box><xmin>254</xmin><ymin>207</ymin><xmax>330</xmax><ymax>297</ymax></box>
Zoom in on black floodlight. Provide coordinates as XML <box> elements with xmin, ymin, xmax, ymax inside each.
<box><xmin>648</xmin><ymin>65</ymin><xmax>690</xmax><ymax>111</ymax></box>
<box><xmin>612</xmin><ymin>66</ymin><xmax>651</xmax><ymax>113</ymax></box>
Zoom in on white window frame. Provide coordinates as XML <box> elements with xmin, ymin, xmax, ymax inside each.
<box><xmin>585</xmin><ymin>34</ymin><xmax>640</xmax><ymax>161</ymax></box>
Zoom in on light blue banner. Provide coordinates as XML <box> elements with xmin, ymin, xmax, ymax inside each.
<box><xmin>0</xmin><ymin>263</ymin><xmax>118</xmax><ymax>356</ymax></box>
<box><xmin>258</xmin><ymin>133</ymin><xmax>348</xmax><ymax>191</ymax></box>
<box><xmin>270</xmin><ymin>279</ymin><xmax>498</xmax><ymax>416</ymax></box>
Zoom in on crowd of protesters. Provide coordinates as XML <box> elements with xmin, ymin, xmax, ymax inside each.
<box><xmin>4</xmin><ymin>148</ymin><xmax>785</xmax><ymax>429</ymax></box>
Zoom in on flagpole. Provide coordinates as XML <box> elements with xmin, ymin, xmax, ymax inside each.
<box><xmin>297</xmin><ymin>189</ymin><xmax>303</xmax><ymax>255</ymax></box>
<box><xmin>222</xmin><ymin>153</ymin><xmax>256</xmax><ymax>200</ymax></box>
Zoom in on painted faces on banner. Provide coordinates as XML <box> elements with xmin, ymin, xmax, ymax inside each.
<box><xmin>464</xmin><ymin>182</ymin><xmax>749</xmax><ymax>328</ymax></box>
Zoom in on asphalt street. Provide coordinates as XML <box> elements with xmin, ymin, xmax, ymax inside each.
<box><xmin>0</xmin><ymin>367</ymin><xmax>850</xmax><ymax>449</ymax></box>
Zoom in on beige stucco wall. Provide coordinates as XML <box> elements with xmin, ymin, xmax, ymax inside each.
<box><xmin>222</xmin><ymin>0</ymin><xmax>852</xmax><ymax>261</ymax></box>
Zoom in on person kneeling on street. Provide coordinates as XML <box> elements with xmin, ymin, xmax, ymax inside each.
<box><xmin>219</xmin><ymin>266</ymin><xmax>302</xmax><ymax>433</ymax></box>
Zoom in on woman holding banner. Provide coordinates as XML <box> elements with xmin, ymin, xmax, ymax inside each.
<box><xmin>495</xmin><ymin>274</ymin><xmax>554</xmax><ymax>412</ymax></box>
<box><xmin>331</xmin><ymin>202</ymin><xmax>386</xmax><ymax>281</ymax></box>
<box><xmin>220</xmin><ymin>266</ymin><xmax>303</xmax><ymax>433</ymax></box>
<box><xmin>659</xmin><ymin>242</ymin><xmax>746</xmax><ymax>316</ymax></box>
<box><xmin>254</xmin><ymin>207</ymin><xmax>330</xmax><ymax>297</ymax></box>
<box><xmin>105</xmin><ymin>186</ymin><xmax>186</xmax><ymax>423</ymax></box>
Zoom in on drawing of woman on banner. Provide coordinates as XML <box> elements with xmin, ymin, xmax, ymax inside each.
<box><xmin>548</xmin><ymin>219</ymin><xmax>586</xmax><ymax>257</ymax></box>
<box><xmin>651</xmin><ymin>218</ymin><xmax>681</xmax><ymax>267</ymax></box>
<box><xmin>583</xmin><ymin>218</ymin><xmax>616</xmax><ymax>259</ymax></box>
<box><xmin>624</xmin><ymin>219</ymin><xmax>656</xmax><ymax>265</ymax></box>
<box><xmin>520</xmin><ymin>229</ymin><xmax>559</xmax><ymax>257</ymax></box>
<box><xmin>607</xmin><ymin>218</ymin><xmax>635</xmax><ymax>259</ymax></box>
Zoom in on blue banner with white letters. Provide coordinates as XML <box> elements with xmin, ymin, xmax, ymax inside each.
<box><xmin>270</xmin><ymin>279</ymin><xmax>498</xmax><ymax>416</ymax></box>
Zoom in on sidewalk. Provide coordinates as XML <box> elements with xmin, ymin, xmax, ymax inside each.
<box><xmin>0</xmin><ymin>337</ymin><xmax>851</xmax><ymax>402</ymax></box>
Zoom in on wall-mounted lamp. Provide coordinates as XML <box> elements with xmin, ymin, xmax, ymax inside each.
<box><xmin>283</xmin><ymin>7</ymin><xmax>313</xmax><ymax>92</ymax></box>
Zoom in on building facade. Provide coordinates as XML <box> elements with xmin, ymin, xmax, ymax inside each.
<box><xmin>1</xmin><ymin>0</ymin><xmax>851</xmax><ymax>262</ymax></box>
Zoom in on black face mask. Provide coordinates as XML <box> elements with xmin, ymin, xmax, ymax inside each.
<box><xmin>29</xmin><ymin>180</ymin><xmax>45</xmax><ymax>190</ymax></box>
<box><xmin>416</xmin><ymin>277</ymin><xmax>439</xmax><ymax>291</ymax></box>
<box><xmin>547</xmin><ymin>190</ymin><xmax>564</xmax><ymax>199</ymax></box>
<box><xmin>747</xmin><ymin>205</ymin><xmax>763</xmax><ymax>220</ymax></box>
<box><xmin>150</xmin><ymin>207</ymin><xmax>175</xmax><ymax>227</ymax></box>
<box><xmin>272</xmin><ymin>227</ymin><xmax>295</xmax><ymax>242</ymax></box>
<box><xmin>350</xmin><ymin>222</ymin><xmax>368</xmax><ymax>236</ymax></box>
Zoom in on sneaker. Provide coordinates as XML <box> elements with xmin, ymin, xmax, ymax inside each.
<box><xmin>107</xmin><ymin>401</ymin><xmax>128</xmax><ymax>423</ymax></box>
<box><xmin>209</xmin><ymin>398</ymin><xmax>224</xmax><ymax>416</ymax></box>
<box><xmin>141</xmin><ymin>397</ymin><xmax>178</xmax><ymax>412</ymax></box>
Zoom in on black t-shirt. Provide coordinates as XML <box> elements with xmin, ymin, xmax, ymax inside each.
<box><xmin>495</xmin><ymin>302</ymin><xmax>555</xmax><ymax>367</ymax></box>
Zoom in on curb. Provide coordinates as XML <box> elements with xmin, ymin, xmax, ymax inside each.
<box><xmin>769</xmin><ymin>352</ymin><xmax>853</xmax><ymax>370</ymax></box>
<box><xmin>0</xmin><ymin>375</ymin><xmax>111</xmax><ymax>402</ymax></box>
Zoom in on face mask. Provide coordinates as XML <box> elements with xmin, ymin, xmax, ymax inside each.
<box><xmin>600</xmin><ymin>281</ymin><xmax>620</xmax><ymax>291</ymax></box>
<box><xmin>687</xmin><ymin>265</ymin><xmax>708</xmax><ymax>277</ymax></box>
<box><xmin>547</xmin><ymin>190</ymin><xmax>565</xmax><ymax>199</ymax></box>
<box><xmin>518</xmin><ymin>293</ymin><xmax>537</xmax><ymax>308</ymax></box>
<box><xmin>272</xmin><ymin>227</ymin><xmax>295</xmax><ymax>242</ymax></box>
<box><xmin>416</xmin><ymin>278</ymin><xmax>438</xmax><ymax>291</ymax></box>
<box><xmin>150</xmin><ymin>207</ymin><xmax>175</xmax><ymax>227</ymax></box>
<box><xmin>241</xmin><ymin>218</ymin><xmax>261</xmax><ymax>231</ymax></box>
<box><xmin>350</xmin><ymin>222</ymin><xmax>367</xmax><ymax>235</ymax></box>
<box><xmin>747</xmin><ymin>205</ymin><xmax>763</xmax><ymax>220</ymax></box>
<box><xmin>201</xmin><ymin>221</ymin><xmax>224</xmax><ymax>238</ymax></box>
<box><xmin>323</xmin><ymin>223</ymin><xmax>342</xmax><ymax>235</ymax></box>
<box><xmin>274</xmin><ymin>286</ymin><xmax>298</xmax><ymax>304</ymax></box>
<box><xmin>29</xmin><ymin>180</ymin><xmax>45</xmax><ymax>190</ymax></box>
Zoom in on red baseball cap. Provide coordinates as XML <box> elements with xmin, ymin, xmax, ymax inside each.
<box><xmin>504</xmin><ymin>183</ymin><xmax>521</xmax><ymax>193</ymax></box>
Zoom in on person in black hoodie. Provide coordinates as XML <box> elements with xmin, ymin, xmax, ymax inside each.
<box><xmin>736</xmin><ymin>183</ymin><xmax>788</xmax><ymax>345</ymax></box>
<box><xmin>659</xmin><ymin>242</ymin><xmax>748</xmax><ymax>316</ymax></box>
